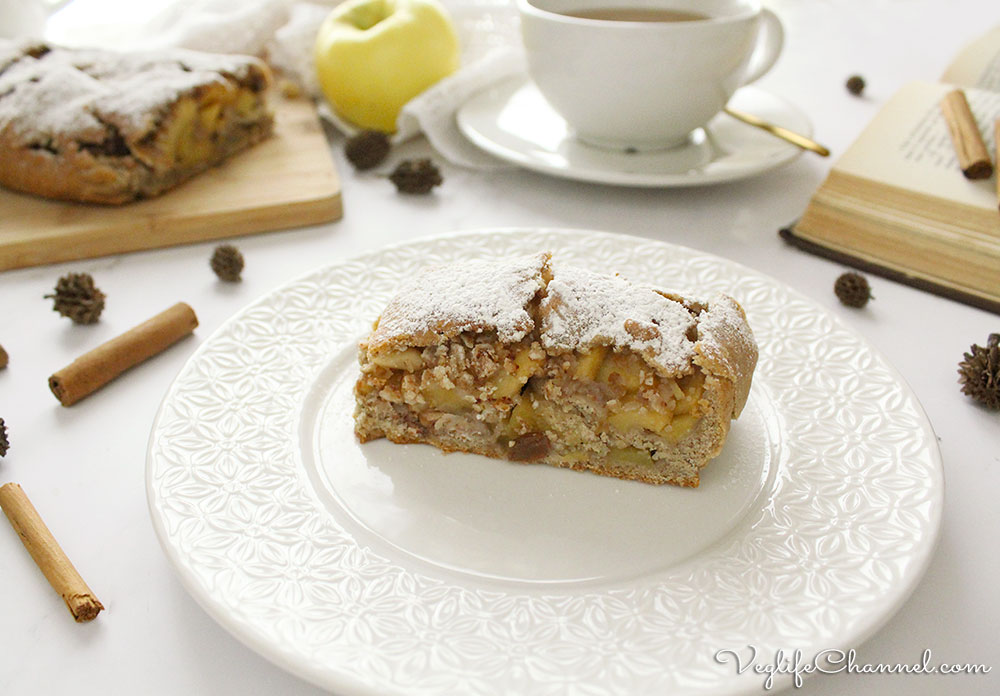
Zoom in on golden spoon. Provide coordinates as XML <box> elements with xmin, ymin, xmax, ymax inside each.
<box><xmin>723</xmin><ymin>107</ymin><xmax>831</xmax><ymax>157</ymax></box>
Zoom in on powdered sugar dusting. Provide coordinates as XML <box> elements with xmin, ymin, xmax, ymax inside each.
<box><xmin>95</xmin><ymin>70</ymin><xmax>228</xmax><ymax>134</ymax></box>
<box><xmin>366</xmin><ymin>253</ymin><xmax>757</xmax><ymax>389</ymax></box>
<box><xmin>0</xmin><ymin>39</ymin><xmax>263</xmax><ymax>143</ymax></box>
<box><xmin>695</xmin><ymin>293</ymin><xmax>758</xmax><ymax>414</ymax></box>
<box><xmin>0</xmin><ymin>63</ymin><xmax>108</xmax><ymax>139</ymax></box>
<box><xmin>368</xmin><ymin>253</ymin><xmax>550</xmax><ymax>351</ymax></box>
<box><xmin>540</xmin><ymin>262</ymin><xmax>697</xmax><ymax>374</ymax></box>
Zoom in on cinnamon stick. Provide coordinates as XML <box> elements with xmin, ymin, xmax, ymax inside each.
<box><xmin>49</xmin><ymin>302</ymin><xmax>198</xmax><ymax>406</ymax></box>
<box><xmin>940</xmin><ymin>89</ymin><xmax>993</xmax><ymax>179</ymax></box>
<box><xmin>0</xmin><ymin>483</ymin><xmax>104</xmax><ymax>622</ymax></box>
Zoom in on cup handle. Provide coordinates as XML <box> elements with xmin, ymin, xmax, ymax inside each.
<box><xmin>740</xmin><ymin>8</ymin><xmax>784</xmax><ymax>86</ymax></box>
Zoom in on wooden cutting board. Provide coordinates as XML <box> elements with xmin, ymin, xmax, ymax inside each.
<box><xmin>0</xmin><ymin>95</ymin><xmax>342</xmax><ymax>272</ymax></box>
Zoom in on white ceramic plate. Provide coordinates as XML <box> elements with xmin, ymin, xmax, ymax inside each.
<box><xmin>147</xmin><ymin>229</ymin><xmax>942</xmax><ymax>696</ymax></box>
<box><xmin>456</xmin><ymin>77</ymin><xmax>813</xmax><ymax>186</ymax></box>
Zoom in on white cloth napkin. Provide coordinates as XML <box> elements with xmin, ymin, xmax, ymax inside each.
<box><xmin>47</xmin><ymin>0</ymin><xmax>525</xmax><ymax>168</ymax></box>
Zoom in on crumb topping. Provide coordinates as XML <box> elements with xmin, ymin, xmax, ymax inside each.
<box><xmin>364</xmin><ymin>253</ymin><xmax>757</xmax><ymax>398</ymax></box>
<box><xmin>367</xmin><ymin>252</ymin><xmax>551</xmax><ymax>353</ymax></box>
<box><xmin>539</xmin><ymin>262</ymin><xmax>696</xmax><ymax>375</ymax></box>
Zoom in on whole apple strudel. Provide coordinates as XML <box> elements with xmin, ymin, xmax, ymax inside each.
<box><xmin>0</xmin><ymin>40</ymin><xmax>273</xmax><ymax>204</ymax></box>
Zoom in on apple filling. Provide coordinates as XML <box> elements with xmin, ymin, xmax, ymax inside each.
<box><xmin>355</xmin><ymin>334</ymin><xmax>708</xmax><ymax>473</ymax></box>
<box><xmin>499</xmin><ymin>347</ymin><xmax>706</xmax><ymax>462</ymax></box>
<box><xmin>129</xmin><ymin>82</ymin><xmax>270</xmax><ymax>172</ymax></box>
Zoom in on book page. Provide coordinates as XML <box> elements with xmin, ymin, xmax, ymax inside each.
<box><xmin>834</xmin><ymin>81</ymin><xmax>999</xmax><ymax>210</ymax></box>
<box><xmin>942</xmin><ymin>25</ymin><xmax>1000</xmax><ymax>91</ymax></box>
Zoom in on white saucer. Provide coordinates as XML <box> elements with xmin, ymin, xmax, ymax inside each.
<box><xmin>456</xmin><ymin>76</ymin><xmax>813</xmax><ymax>186</ymax></box>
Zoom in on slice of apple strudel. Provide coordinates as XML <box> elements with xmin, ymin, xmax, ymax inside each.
<box><xmin>354</xmin><ymin>252</ymin><xmax>757</xmax><ymax>486</ymax></box>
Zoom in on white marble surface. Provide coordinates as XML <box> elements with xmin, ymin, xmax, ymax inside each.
<box><xmin>1</xmin><ymin>0</ymin><xmax>998</xmax><ymax>694</ymax></box>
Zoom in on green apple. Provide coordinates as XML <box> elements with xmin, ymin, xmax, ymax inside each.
<box><xmin>314</xmin><ymin>0</ymin><xmax>460</xmax><ymax>133</ymax></box>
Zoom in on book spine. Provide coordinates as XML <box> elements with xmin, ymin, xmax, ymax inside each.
<box><xmin>779</xmin><ymin>226</ymin><xmax>1000</xmax><ymax>316</ymax></box>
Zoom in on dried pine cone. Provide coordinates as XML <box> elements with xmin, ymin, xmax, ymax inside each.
<box><xmin>45</xmin><ymin>272</ymin><xmax>105</xmax><ymax>324</ymax></box>
<box><xmin>211</xmin><ymin>244</ymin><xmax>244</xmax><ymax>282</ymax></box>
<box><xmin>958</xmin><ymin>333</ymin><xmax>1000</xmax><ymax>409</ymax></box>
<box><xmin>278</xmin><ymin>78</ymin><xmax>303</xmax><ymax>100</ymax></box>
<box><xmin>834</xmin><ymin>272</ymin><xmax>872</xmax><ymax>308</ymax></box>
<box><xmin>846</xmin><ymin>75</ymin><xmax>866</xmax><ymax>96</ymax></box>
<box><xmin>345</xmin><ymin>130</ymin><xmax>391</xmax><ymax>170</ymax></box>
<box><xmin>0</xmin><ymin>343</ymin><xmax>7</xmax><ymax>369</ymax></box>
<box><xmin>0</xmin><ymin>417</ymin><xmax>8</xmax><ymax>457</ymax></box>
<box><xmin>389</xmin><ymin>159</ymin><xmax>443</xmax><ymax>194</ymax></box>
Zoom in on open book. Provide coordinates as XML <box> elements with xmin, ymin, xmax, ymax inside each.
<box><xmin>782</xmin><ymin>26</ymin><xmax>1000</xmax><ymax>314</ymax></box>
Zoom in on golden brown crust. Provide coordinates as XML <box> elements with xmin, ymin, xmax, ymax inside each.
<box><xmin>0</xmin><ymin>145</ymin><xmax>141</xmax><ymax>205</ymax></box>
<box><xmin>692</xmin><ymin>294</ymin><xmax>757</xmax><ymax>417</ymax></box>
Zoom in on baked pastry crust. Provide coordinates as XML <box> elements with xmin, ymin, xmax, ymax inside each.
<box><xmin>354</xmin><ymin>253</ymin><xmax>758</xmax><ymax>486</ymax></box>
<box><xmin>0</xmin><ymin>40</ymin><xmax>273</xmax><ymax>204</ymax></box>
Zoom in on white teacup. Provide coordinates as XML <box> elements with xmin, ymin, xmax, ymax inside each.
<box><xmin>0</xmin><ymin>0</ymin><xmax>72</xmax><ymax>40</ymax></box>
<box><xmin>517</xmin><ymin>0</ymin><xmax>784</xmax><ymax>151</ymax></box>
